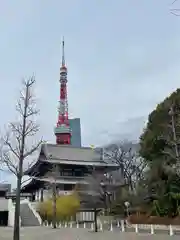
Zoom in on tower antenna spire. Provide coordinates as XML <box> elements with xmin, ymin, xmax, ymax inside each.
<box><xmin>62</xmin><ymin>37</ymin><xmax>65</xmax><ymax>66</ymax></box>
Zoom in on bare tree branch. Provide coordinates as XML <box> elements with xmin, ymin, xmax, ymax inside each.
<box><xmin>104</xmin><ymin>141</ymin><xmax>146</xmax><ymax>190</ymax></box>
<box><xmin>170</xmin><ymin>0</ymin><xmax>180</xmax><ymax>16</ymax></box>
<box><xmin>173</xmin><ymin>0</ymin><xmax>178</xmax><ymax>4</ymax></box>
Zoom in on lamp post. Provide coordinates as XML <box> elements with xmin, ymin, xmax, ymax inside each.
<box><xmin>124</xmin><ymin>201</ymin><xmax>130</xmax><ymax>217</ymax></box>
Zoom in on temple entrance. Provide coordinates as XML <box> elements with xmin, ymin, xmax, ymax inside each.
<box><xmin>0</xmin><ymin>211</ymin><xmax>8</xmax><ymax>226</ymax></box>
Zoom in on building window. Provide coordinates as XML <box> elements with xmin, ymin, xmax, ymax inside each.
<box><xmin>64</xmin><ymin>184</ymin><xmax>74</xmax><ymax>191</ymax></box>
<box><xmin>61</xmin><ymin>170</ymin><xmax>73</xmax><ymax>176</ymax></box>
<box><xmin>74</xmin><ymin>169</ymin><xmax>83</xmax><ymax>177</ymax></box>
<box><xmin>0</xmin><ymin>191</ymin><xmax>6</xmax><ymax>197</ymax></box>
<box><xmin>63</xmin><ymin>171</ymin><xmax>72</xmax><ymax>176</ymax></box>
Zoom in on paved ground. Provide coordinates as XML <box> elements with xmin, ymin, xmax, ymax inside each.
<box><xmin>0</xmin><ymin>226</ymin><xmax>179</xmax><ymax>240</ymax></box>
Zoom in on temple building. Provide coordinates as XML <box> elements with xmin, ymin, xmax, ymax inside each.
<box><xmin>0</xmin><ymin>184</ymin><xmax>11</xmax><ymax>226</ymax></box>
<box><xmin>21</xmin><ymin>144</ymin><xmax>119</xmax><ymax>201</ymax></box>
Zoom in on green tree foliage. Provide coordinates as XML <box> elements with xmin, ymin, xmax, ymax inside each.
<box><xmin>139</xmin><ymin>88</ymin><xmax>180</xmax><ymax>217</ymax></box>
<box><xmin>38</xmin><ymin>192</ymin><xmax>80</xmax><ymax>222</ymax></box>
<box><xmin>140</xmin><ymin>88</ymin><xmax>180</xmax><ymax>163</ymax></box>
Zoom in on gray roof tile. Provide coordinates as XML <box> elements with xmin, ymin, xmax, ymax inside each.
<box><xmin>42</xmin><ymin>144</ymin><xmax>100</xmax><ymax>161</ymax></box>
<box><xmin>41</xmin><ymin>144</ymin><xmax>118</xmax><ymax>166</ymax></box>
<box><xmin>24</xmin><ymin>144</ymin><xmax>119</xmax><ymax>177</ymax></box>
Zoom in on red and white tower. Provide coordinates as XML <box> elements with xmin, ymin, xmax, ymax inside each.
<box><xmin>54</xmin><ymin>39</ymin><xmax>71</xmax><ymax>145</ymax></box>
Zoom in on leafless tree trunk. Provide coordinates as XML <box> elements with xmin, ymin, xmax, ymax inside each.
<box><xmin>0</xmin><ymin>77</ymin><xmax>43</xmax><ymax>240</ymax></box>
<box><xmin>169</xmin><ymin>106</ymin><xmax>179</xmax><ymax>159</ymax></box>
<box><xmin>161</xmin><ymin>105</ymin><xmax>180</xmax><ymax>174</ymax></box>
<box><xmin>31</xmin><ymin>164</ymin><xmax>59</xmax><ymax>228</ymax></box>
<box><xmin>52</xmin><ymin>164</ymin><xmax>59</xmax><ymax>229</ymax></box>
<box><xmin>52</xmin><ymin>182</ymin><xmax>57</xmax><ymax>228</ymax></box>
<box><xmin>77</xmin><ymin>168</ymin><xmax>109</xmax><ymax>232</ymax></box>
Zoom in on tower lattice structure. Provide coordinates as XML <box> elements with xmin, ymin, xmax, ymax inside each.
<box><xmin>54</xmin><ymin>39</ymin><xmax>71</xmax><ymax>145</ymax></box>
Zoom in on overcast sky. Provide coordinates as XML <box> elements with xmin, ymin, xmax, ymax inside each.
<box><xmin>0</xmin><ymin>0</ymin><xmax>180</xmax><ymax>156</ymax></box>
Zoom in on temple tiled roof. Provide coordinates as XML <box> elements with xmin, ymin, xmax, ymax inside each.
<box><xmin>41</xmin><ymin>144</ymin><xmax>117</xmax><ymax>165</ymax></box>
<box><xmin>25</xmin><ymin>144</ymin><xmax>119</xmax><ymax>175</ymax></box>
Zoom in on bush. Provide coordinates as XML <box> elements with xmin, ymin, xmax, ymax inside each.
<box><xmin>38</xmin><ymin>192</ymin><xmax>80</xmax><ymax>222</ymax></box>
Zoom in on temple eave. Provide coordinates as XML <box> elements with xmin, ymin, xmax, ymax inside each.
<box><xmin>44</xmin><ymin>158</ymin><xmax>118</xmax><ymax>168</ymax></box>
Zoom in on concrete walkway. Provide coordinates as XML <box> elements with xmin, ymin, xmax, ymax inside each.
<box><xmin>0</xmin><ymin>227</ymin><xmax>179</xmax><ymax>240</ymax></box>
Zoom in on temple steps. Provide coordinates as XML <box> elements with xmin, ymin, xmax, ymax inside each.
<box><xmin>20</xmin><ymin>202</ymin><xmax>40</xmax><ymax>226</ymax></box>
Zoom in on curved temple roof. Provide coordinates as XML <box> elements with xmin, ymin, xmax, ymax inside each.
<box><xmin>24</xmin><ymin>144</ymin><xmax>119</xmax><ymax>176</ymax></box>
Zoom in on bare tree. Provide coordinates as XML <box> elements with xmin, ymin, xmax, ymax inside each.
<box><xmin>31</xmin><ymin>163</ymin><xmax>60</xmax><ymax>228</ymax></box>
<box><xmin>51</xmin><ymin>165</ymin><xmax>58</xmax><ymax>229</ymax></box>
<box><xmin>45</xmin><ymin>164</ymin><xmax>59</xmax><ymax>229</ymax></box>
<box><xmin>104</xmin><ymin>141</ymin><xmax>146</xmax><ymax>191</ymax></box>
<box><xmin>0</xmin><ymin>77</ymin><xmax>43</xmax><ymax>240</ymax></box>
<box><xmin>170</xmin><ymin>0</ymin><xmax>180</xmax><ymax>16</ymax></box>
<box><xmin>76</xmin><ymin>168</ymin><xmax>105</xmax><ymax>232</ymax></box>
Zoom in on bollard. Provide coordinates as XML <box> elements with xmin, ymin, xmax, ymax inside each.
<box><xmin>117</xmin><ymin>221</ymin><xmax>120</xmax><ymax>228</ymax></box>
<box><xmin>76</xmin><ymin>221</ymin><xmax>79</xmax><ymax>229</ymax></box>
<box><xmin>121</xmin><ymin>220</ymin><xmax>125</xmax><ymax>232</ymax></box>
<box><xmin>70</xmin><ymin>222</ymin><xmax>73</xmax><ymax>228</ymax></box>
<box><xmin>65</xmin><ymin>222</ymin><xmax>67</xmax><ymax>228</ymax></box>
<box><xmin>110</xmin><ymin>221</ymin><xmax>113</xmax><ymax>232</ymax></box>
<box><xmin>135</xmin><ymin>224</ymin><xmax>138</xmax><ymax>233</ymax></box>
<box><xmin>100</xmin><ymin>222</ymin><xmax>103</xmax><ymax>231</ymax></box>
<box><xmin>91</xmin><ymin>222</ymin><xmax>94</xmax><ymax>231</ymax></box>
<box><xmin>150</xmin><ymin>224</ymin><xmax>154</xmax><ymax>234</ymax></box>
<box><xmin>169</xmin><ymin>225</ymin><xmax>173</xmax><ymax>236</ymax></box>
<box><xmin>83</xmin><ymin>222</ymin><xmax>86</xmax><ymax>229</ymax></box>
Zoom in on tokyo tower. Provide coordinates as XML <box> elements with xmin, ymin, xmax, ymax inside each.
<box><xmin>54</xmin><ymin>39</ymin><xmax>71</xmax><ymax>145</ymax></box>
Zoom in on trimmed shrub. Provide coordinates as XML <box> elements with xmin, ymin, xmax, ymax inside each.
<box><xmin>38</xmin><ymin>192</ymin><xmax>80</xmax><ymax>222</ymax></box>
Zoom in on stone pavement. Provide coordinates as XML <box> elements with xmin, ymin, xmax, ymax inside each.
<box><xmin>0</xmin><ymin>226</ymin><xmax>179</xmax><ymax>240</ymax></box>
